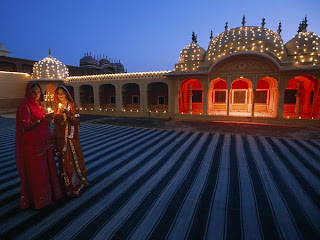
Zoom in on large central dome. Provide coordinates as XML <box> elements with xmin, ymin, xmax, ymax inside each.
<box><xmin>32</xmin><ymin>52</ymin><xmax>69</xmax><ymax>80</ymax></box>
<box><xmin>206</xmin><ymin>26</ymin><xmax>285</xmax><ymax>63</ymax></box>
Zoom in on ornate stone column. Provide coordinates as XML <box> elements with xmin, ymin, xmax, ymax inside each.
<box><xmin>116</xmin><ymin>83</ymin><xmax>123</xmax><ymax>112</ymax></box>
<box><xmin>188</xmin><ymin>84</ymin><xmax>193</xmax><ymax>113</ymax></box>
<box><xmin>140</xmin><ymin>83</ymin><xmax>147</xmax><ymax>112</ymax></box>
<box><xmin>73</xmin><ymin>85</ymin><xmax>81</xmax><ymax>108</ymax></box>
<box><xmin>93</xmin><ymin>85</ymin><xmax>100</xmax><ymax>110</ymax></box>
<box><xmin>227</xmin><ymin>78</ymin><xmax>231</xmax><ymax>115</ymax></box>
<box><xmin>295</xmin><ymin>82</ymin><xmax>302</xmax><ymax>117</ymax></box>
<box><xmin>202</xmin><ymin>78</ymin><xmax>208</xmax><ymax>115</ymax></box>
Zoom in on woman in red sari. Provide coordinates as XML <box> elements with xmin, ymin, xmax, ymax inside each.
<box><xmin>53</xmin><ymin>85</ymin><xmax>89</xmax><ymax>198</ymax></box>
<box><xmin>15</xmin><ymin>82</ymin><xmax>62</xmax><ymax>209</ymax></box>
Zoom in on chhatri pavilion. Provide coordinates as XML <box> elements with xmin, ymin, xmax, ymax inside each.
<box><xmin>1</xmin><ymin>16</ymin><xmax>320</xmax><ymax>123</ymax></box>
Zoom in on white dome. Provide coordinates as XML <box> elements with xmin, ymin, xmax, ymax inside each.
<box><xmin>178</xmin><ymin>42</ymin><xmax>206</xmax><ymax>63</ymax></box>
<box><xmin>32</xmin><ymin>55</ymin><xmax>69</xmax><ymax>80</ymax></box>
<box><xmin>0</xmin><ymin>43</ymin><xmax>9</xmax><ymax>52</ymax></box>
<box><xmin>207</xmin><ymin>26</ymin><xmax>285</xmax><ymax>62</ymax></box>
<box><xmin>0</xmin><ymin>43</ymin><xmax>10</xmax><ymax>56</ymax></box>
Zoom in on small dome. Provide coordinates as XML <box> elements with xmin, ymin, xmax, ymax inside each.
<box><xmin>206</xmin><ymin>26</ymin><xmax>285</xmax><ymax>62</ymax></box>
<box><xmin>285</xmin><ymin>31</ymin><xmax>320</xmax><ymax>56</ymax></box>
<box><xmin>0</xmin><ymin>43</ymin><xmax>9</xmax><ymax>52</ymax></box>
<box><xmin>0</xmin><ymin>43</ymin><xmax>10</xmax><ymax>56</ymax></box>
<box><xmin>32</xmin><ymin>54</ymin><xmax>69</xmax><ymax>80</ymax></box>
<box><xmin>80</xmin><ymin>55</ymin><xmax>98</xmax><ymax>67</ymax></box>
<box><xmin>99</xmin><ymin>58</ymin><xmax>110</xmax><ymax>66</ymax></box>
<box><xmin>178</xmin><ymin>42</ymin><xmax>206</xmax><ymax>63</ymax></box>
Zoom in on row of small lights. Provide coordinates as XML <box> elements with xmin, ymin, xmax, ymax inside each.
<box><xmin>33</xmin><ymin>56</ymin><xmax>68</xmax><ymax>80</ymax></box>
<box><xmin>77</xmin><ymin>108</ymin><xmax>314</xmax><ymax>119</ymax></box>
<box><xmin>67</xmin><ymin>71</ymin><xmax>171</xmax><ymax>81</ymax></box>
<box><xmin>44</xmin><ymin>93</ymin><xmax>54</xmax><ymax>102</ymax></box>
<box><xmin>0</xmin><ymin>70</ymin><xmax>30</xmax><ymax>76</ymax></box>
<box><xmin>78</xmin><ymin>107</ymin><xmax>167</xmax><ymax>113</ymax></box>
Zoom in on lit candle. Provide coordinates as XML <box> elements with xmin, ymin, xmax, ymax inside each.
<box><xmin>47</xmin><ymin>107</ymin><xmax>52</xmax><ymax>113</ymax></box>
<box><xmin>58</xmin><ymin>103</ymin><xmax>62</xmax><ymax>109</ymax></box>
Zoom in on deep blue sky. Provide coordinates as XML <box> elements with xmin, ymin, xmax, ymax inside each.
<box><xmin>2</xmin><ymin>0</ymin><xmax>320</xmax><ymax>72</ymax></box>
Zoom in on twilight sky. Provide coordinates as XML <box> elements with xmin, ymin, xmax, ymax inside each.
<box><xmin>2</xmin><ymin>0</ymin><xmax>320</xmax><ymax>72</ymax></box>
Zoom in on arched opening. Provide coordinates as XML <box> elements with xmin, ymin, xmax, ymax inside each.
<box><xmin>208</xmin><ymin>78</ymin><xmax>228</xmax><ymax>115</ymax></box>
<box><xmin>79</xmin><ymin>85</ymin><xmax>94</xmax><ymax>109</ymax></box>
<box><xmin>147</xmin><ymin>82</ymin><xmax>168</xmax><ymax>112</ymax></box>
<box><xmin>229</xmin><ymin>78</ymin><xmax>253</xmax><ymax>116</ymax></box>
<box><xmin>99</xmin><ymin>84</ymin><xmax>116</xmax><ymax>110</ymax></box>
<box><xmin>254</xmin><ymin>77</ymin><xmax>278</xmax><ymax>117</ymax></box>
<box><xmin>283</xmin><ymin>76</ymin><xmax>319</xmax><ymax>119</ymax></box>
<box><xmin>66</xmin><ymin>86</ymin><xmax>74</xmax><ymax>100</ymax></box>
<box><xmin>122</xmin><ymin>83</ymin><xmax>140</xmax><ymax>111</ymax></box>
<box><xmin>44</xmin><ymin>84</ymin><xmax>56</xmax><ymax>110</ymax></box>
<box><xmin>178</xmin><ymin>79</ymin><xmax>203</xmax><ymax>114</ymax></box>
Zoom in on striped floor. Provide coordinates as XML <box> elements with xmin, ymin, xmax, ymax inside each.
<box><xmin>0</xmin><ymin>118</ymin><xmax>319</xmax><ymax>240</ymax></box>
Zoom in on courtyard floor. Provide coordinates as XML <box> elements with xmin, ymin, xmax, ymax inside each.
<box><xmin>0</xmin><ymin>115</ymin><xmax>319</xmax><ymax>239</ymax></box>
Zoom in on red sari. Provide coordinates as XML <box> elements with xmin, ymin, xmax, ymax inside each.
<box><xmin>15</xmin><ymin>83</ymin><xmax>62</xmax><ymax>209</ymax></box>
<box><xmin>53</xmin><ymin>85</ymin><xmax>89</xmax><ymax>198</ymax></box>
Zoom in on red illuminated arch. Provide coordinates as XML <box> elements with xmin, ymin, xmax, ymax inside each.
<box><xmin>284</xmin><ymin>75</ymin><xmax>319</xmax><ymax>119</ymax></box>
<box><xmin>178</xmin><ymin>79</ymin><xmax>203</xmax><ymax>114</ymax></box>
<box><xmin>229</xmin><ymin>78</ymin><xmax>253</xmax><ymax>116</ymax></box>
<box><xmin>208</xmin><ymin>78</ymin><xmax>227</xmax><ymax>115</ymax></box>
<box><xmin>254</xmin><ymin>76</ymin><xmax>278</xmax><ymax>117</ymax></box>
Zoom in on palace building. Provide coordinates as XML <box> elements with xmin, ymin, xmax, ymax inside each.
<box><xmin>1</xmin><ymin>16</ymin><xmax>320</xmax><ymax>124</ymax></box>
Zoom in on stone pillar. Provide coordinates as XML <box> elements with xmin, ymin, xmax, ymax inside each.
<box><xmin>202</xmin><ymin>78</ymin><xmax>208</xmax><ymax>115</ymax></box>
<box><xmin>140</xmin><ymin>83</ymin><xmax>147</xmax><ymax>112</ymax></box>
<box><xmin>93</xmin><ymin>85</ymin><xmax>100</xmax><ymax>110</ymax></box>
<box><xmin>73</xmin><ymin>85</ymin><xmax>81</xmax><ymax>108</ymax></box>
<box><xmin>188</xmin><ymin>84</ymin><xmax>193</xmax><ymax>113</ymax></box>
<box><xmin>227</xmin><ymin>78</ymin><xmax>231</xmax><ymax>115</ymax></box>
<box><xmin>277</xmin><ymin>88</ymin><xmax>285</xmax><ymax>118</ymax></box>
<box><xmin>295</xmin><ymin>82</ymin><xmax>301</xmax><ymax>117</ymax></box>
<box><xmin>116</xmin><ymin>83</ymin><xmax>123</xmax><ymax>112</ymax></box>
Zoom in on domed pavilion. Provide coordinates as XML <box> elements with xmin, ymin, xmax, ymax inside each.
<box><xmin>29</xmin><ymin>49</ymin><xmax>70</xmax><ymax>110</ymax></box>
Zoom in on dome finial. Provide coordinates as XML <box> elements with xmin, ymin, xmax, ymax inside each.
<box><xmin>298</xmin><ymin>21</ymin><xmax>302</xmax><ymax>33</ymax></box>
<box><xmin>192</xmin><ymin>31</ymin><xmax>197</xmax><ymax>43</ymax></box>
<box><xmin>242</xmin><ymin>15</ymin><xmax>246</xmax><ymax>27</ymax></box>
<box><xmin>210</xmin><ymin>30</ymin><xmax>213</xmax><ymax>40</ymax></box>
<box><xmin>277</xmin><ymin>21</ymin><xmax>282</xmax><ymax>35</ymax></box>
<box><xmin>48</xmin><ymin>48</ymin><xmax>51</xmax><ymax>56</ymax></box>
<box><xmin>302</xmin><ymin>15</ymin><xmax>308</xmax><ymax>31</ymax></box>
<box><xmin>261</xmin><ymin>18</ymin><xmax>266</xmax><ymax>28</ymax></box>
<box><xmin>224</xmin><ymin>22</ymin><xmax>228</xmax><ymax>31</ymax></box>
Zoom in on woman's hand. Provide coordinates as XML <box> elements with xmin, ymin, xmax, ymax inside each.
<box><xmin>62</xmin><ymin>108</ymin><xmax>72</xmax><ymax>118</ymax></box>
<box><xmin>45</xmin><ymin>112</ymin><xmax>53</xmax><ymax>118</ymax></box>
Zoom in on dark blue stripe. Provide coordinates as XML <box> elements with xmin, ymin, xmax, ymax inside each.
<box><xmin>255</xmin><ymin>136</ymin><xmax>319</xmax><ymax>239</ymax></box>
<box><xmin>241</xmin><ymin>135</ymin><xmax>279</xmax><ymax>239</ymax></box>
<box><xmin>226</xmin><ymin>134</ymin><xmax>242</xmax><ymax>239</ymax></box>
<box><xmin>187</xmin><ymin>134</ymin><xmax>224</xmax><ymax>239</ymax></box>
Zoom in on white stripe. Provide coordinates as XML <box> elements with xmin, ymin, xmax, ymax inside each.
<box><xmin>247</xmin><ymin>136</ymin><xmax>301</xmax><ymax>239</ymax></box>
<box><xmin>271</xmin><ymin>138</ymin><xmax>320</xmax><ymax>195</ymax></box>
<box><xmin>128</xmin><ymin>133</ymin><xmax>203</xmax><ymax>240</ymax></box>
<box><xmin>167</xmin><ymin>134</ymin><xmax>220</xmax><ymax>240</ymax></box>
<box><xmin>236</xmin><ymin>135</ymin><xmax>262</xmax><ymax>240</ymax></box>
<box><xmin>16</xmin><ymin>129</ymin><xmax>173</xmax><ymax>239</ymax></box>
<box><xmin>206</xmin><ymin>134</ymin><xmax>230</xmax><ymax>240</ymax></box>
<box><xmin>261</xmin><ymin>137</ymin><xmax>320</xmax><ymax>234</ymax></box>
<box><xmin>284</xmin><ymin>138</ymin><xmax>320</xmax><ymax>172</ymax></box>
<box><xmin>100</xmin><ymin>133</ymin><xmax>209</xmax><ymax>240</ymax></box>
<box><xmin>296</xmin><ymin>139</ymin><xmax>320</xmax><ymax>157</ymax></box>
<box><xmin>55</xmin><ymin>131</ymin><xmax>189</xmax><ymax>240</ymax></box>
